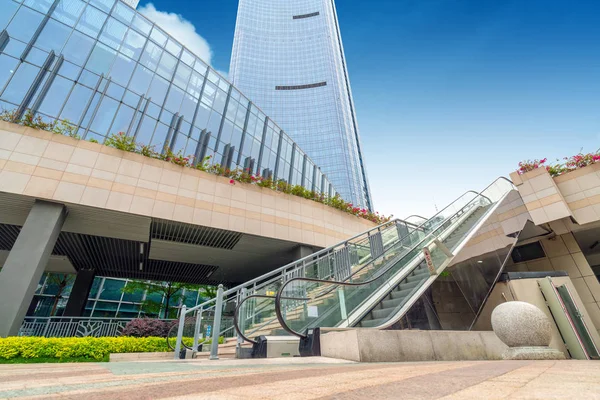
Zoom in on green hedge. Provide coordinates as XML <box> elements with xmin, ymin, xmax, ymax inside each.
<box><xmin>0</xmin><ymin>337</ymin><xmax>179</xmax><ymax>361</ymax></box>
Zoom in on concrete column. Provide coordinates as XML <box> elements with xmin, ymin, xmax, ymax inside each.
<box><xmin>292</xmin><ymin>245</ymin><xmax>314</xmax><ymax>261</ymax></box>
<box><xmin>0</xmin><ymin>201</ymin><xmax>66</xmax><ymax>337</ymax></box>
<box><xmin>63</xmin><ymin>269</ymin><xmax>95</xmax><ymax>317</ymax></box>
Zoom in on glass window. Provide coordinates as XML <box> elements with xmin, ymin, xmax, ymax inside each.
<box><xmin>98</xmin><ymin>278</ymin><xmax>124</xmax><ymax>301</ymax></box>
<box><xmin>52</xmin><ymin>0</ymin><xmax>85</xmax><ymax>26</ymax></box>
<box><xmin>193</xmin><ymin>58</ymin><xmax>208</xmax><ymax>74</ymax></box>
<box><xmin>187</xmin><ymin>71</ymin><xmax>204</xmax><ymax>97</ymax></box>
<box><xmin>139</xmin><ymin>40</ymin><xmax>162</xmax><ymax>71</ymax></box>
<box><xmin>180</xmin><ymin>92</ymin><xmax>197</xmax><ymax>121</ymax></box>
<box><xmin>86</xmin><ymin>42</ymin><xmax>116</xmax><ymax>75</ymax></box>
<box><xmin>7</xmin><ymin>6</ymin><xmax>44</xmax><ymax>43</ymax></box>
<box><xmin>0</xmin><ymin>1</ymin><xmax>19</xmax><ymax>31</ymax></box>
<box><xmin>128</xmin><ymin>64</ymin><xmax>152</xmax><ymax>95</ymax></box>
<box><xmin>24</xmin><ymin>0</ymin><xmax>54</xmax><ymax>13</ymax></box>
<box><xmin>89</xmin><ymin>0</ymin><xmax>115</xmax><ymax>13</ymax></box>
<box><xmin>156</xmin><ymin>51</ymin><xmax>177</xmax><ymax>80</ymax></box>
<box><xmin>131</xmin><ymin>13</ymin><xmax>151</xmax><ymax>35</ymax></box>
<box><xmin>194</xmin><ymin>102</ymin><xmax>210</xmax><ymax>129</ymax></box>
<box><xmin>109</xmin><ymin>53</ymin><xmax>134</xmax><ymax>86</ymax></box>
<box><xmin>121</xmin><ymin>29</ymin><xmax>145</xmax><ymax>60</ymax></box>
<box><xmin>150</xmin><ymin>26</ymin><xmax>167</xmax><ymax>46</ymax></box>
<box><xmin>181</xmin><ymin>50</ymin><xmax>194</xmax><ymax>67</ymax></box>
<box><xmin>145</xmin><ymin>101</ymin><xmax>160</xmax><ymax>119</ymax></box>
<box><xmin>122</xmin><ymin>90</ymin><xmax>140</xmax><ymax>108</ymax></box>
<box><xmin>159</xmin><ymin>108</ymin><xmax>173</xmax><ymax>125</ymax></box>
<box><xmin>2</xmin><ymin>38</ymin><xmax>26</xmax><ymax>60</ymax></box>
<box><xmin>99</xmin><ymin>17</ymin><xmax>127</xmax><ymax>50</ymax></box>
<box><xmin>0</xmin><ymin>55</ymin><xmax>18</xmax><ymax>94</ymax></box>
<box><xmin>79</xmin><ymin>69</ymin><xmax>100</xmax><ymax>88</ymax></box>
<box><xmin>38</xmin><ymin>76</ymin><xmax>73</xmax><ymax>117</ymax></box>
<box><xmin>113</xmin><ymin>2</ymin><xmax>134</xmax><ymax>24</ymax></box>
<box><xmin>135</xmin><ymin>116</ymin><xmax>156</xmax><ymax>145</ymax></box>
<box><xmin>109</xmin><ymin>103</ymin><xmax>134</xmax><ymax>133</ymax></box>
<box><xmin>24</xmin><ymin>47</ymin><xmax>49</xmax><ymax>67</ymax></box>
<box><xmin>150</xmin><ymin>122</ymin><xmax>168</xmax><ymax>149</ymax></box>
<box><xmin>89</xmin><ymin>96</ymin><xmax>118</xmax><ymax>135</ymax></box>
<box><xmin>58</xmin><ymin>61</ymin><xmax>81</xmax><ymax>81</ymax></box>
<box><xmin>174</xmin><ymin>62</ymin><xmax>191</xmax><ymax>89</ymax></box>
<box><xmin>62</xmin><ymin>30</ymin><xmax>95</xmax><ymax>66</ymax></box>
<box><xmin>35</xmin><ymin>19</ymin><xmax>71</xmax><ymax>53</ymax></box>
<box><xmin>91</xmin><ymin>301</ymin><xmax>118</xmax><ymax>317</ymax></box>
<box><xmin>165</xmin><ymin>38</ymin><xmax>182</xmax><ymax>56</ymax></box>
<box><xmin>1</xmin><ymin>62</ymin><xmax>39</xmax><ymax>105</ymax></box>
<box><xmin>146</xmin><ymin>75</ymin><xmax>168</xmax><ymax>105</ymax></box>
<box><xmin>116</xmin><ymin>302</ymin><xmax>140</xmax><ymax>318</ymax></box>
<box><xmin>201</xmin><ymin>81</ymin><xmax>216</xmax><ymax>107</ymax></box>
<box><xmin>164</xmin><ymin>85</ymin><xmax>183</xmax><ymax>113</ymax></box>
<box><xmin>106</xmin><ymin>81</ymin><xmax>124</xmax><ymax>100</ymax></box>
<box><xmin>60</xmin><ymin>83</ymin><xmax>92</xmax><ymax>122</ymax></box>
<box><xmin>76</xmin><ymin>5</ymin><xmax>107</xmax><ymax>38</ymax></box>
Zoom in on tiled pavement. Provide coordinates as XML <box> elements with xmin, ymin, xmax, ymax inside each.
<box><xmin>1</xmin><ymin>358</ymin><xmax>599</xmax><ymax>399</ymax></box>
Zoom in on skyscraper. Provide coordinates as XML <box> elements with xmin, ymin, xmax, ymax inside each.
<box><xmin>230</xmin><ymin>0</ymin><xmax>373</xmax><ymax>210</ymax></box>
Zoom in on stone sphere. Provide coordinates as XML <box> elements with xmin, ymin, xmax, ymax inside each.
<box><xmin>491</xmin><ymin>301</ymin><xmax>552</xmax><ymax>347</ymax></box>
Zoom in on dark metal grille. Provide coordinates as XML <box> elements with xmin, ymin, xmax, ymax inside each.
<box><xmin>293</xmin><ymin>11</ymin><xmax>320</xmax><ymax>19</ymax></box>
<box><xmin>151</xmin><ymin>219</ymin><xmax>242</xmax><ymax>250</ymax></box>
<box><xmin>275</xmin><ymin>82</ymin><xmax>327</xmax><ymax>91</ymax></box>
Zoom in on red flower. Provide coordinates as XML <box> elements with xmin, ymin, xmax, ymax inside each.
<box><xmin>229</xmin><ymin>179</ymin><xmax>235</xmax><ymax>185</ymax></box>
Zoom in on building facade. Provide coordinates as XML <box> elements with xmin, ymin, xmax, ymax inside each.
<box><xmin>29</xmin><ymin>272</ymin><xmax>206</xmax><ymax>319</ymax></box>
<box><xmin>230</xmin><ymin>0</ymin><xmax>373</xmax><ymax>210</ymax></box>
<box><xmin>0</xmin><ymin>0</ymin><xmax>336</xmax><ymax>197</ymax></box>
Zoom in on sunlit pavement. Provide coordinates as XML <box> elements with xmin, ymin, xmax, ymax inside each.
<box><xmin>1</xmin><ymin>358</ymin><xmax>599</xmax><ymax>399</ymax></box>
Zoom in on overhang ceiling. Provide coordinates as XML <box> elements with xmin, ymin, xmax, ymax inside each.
<box><xmin>0</xmin><ymin>192</ymin><xmax>314</xmax><ymax>285</ymax></box>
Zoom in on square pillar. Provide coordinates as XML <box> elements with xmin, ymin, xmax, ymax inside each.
<box><xmin>0</xmin><ymin>200</ymin><xmax>66</xmax><ymax>337</ymax></box>
<box><xmin>63</xmin><ymin>269</ymin><xmax>96</xmax><ymax>317</ymax></box>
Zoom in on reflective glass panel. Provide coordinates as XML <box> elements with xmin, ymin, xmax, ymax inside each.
<box><xmin>86</xmin><ymin>42</ymin><xmax>116</xmax><ymax>75</ymax></box>
<box><xmin>76</xmin><ymin>5</ymin><xmax>107</xmax><ymax>38</ymax></box>
<box><xmin>38</xmin><ymin>76</ymin><xmax>73</xmax><ymax>116</ymax></box>
<box><xmin>1</xmin><ymin>62</ymin><xmax>39</xmax><ymax>105</ymax></box>
<box><xmin>35</xmin><ymin>19</ymin><xmax>71</xmax><ymax>53</ymax></box>
<box><xmin>52</xmin><ymin>0</ymin><xmax>85</xmax><ymax>27</ymax></box>
<box><xmin>62</xmin><ymin>30</ymin><xmax>95</xmax><ymax>66</ymax></box>
<box><xmin>7</xmin><ymin>6</ymin><xmax>44</xmax><ymax>43</ymax></box>
<box><xmin>60</xmin><ymin>83</ymin><xmax>92</xmax><ymax>122</ymax></box>
<box><xmin>89</xmin><ymin>96</ymin><xmax>118</xmax><ymax>135</ymax></box>
<box><xmin>99</xmin><ymin>17</ymin><xmax>127</xmax><ymax>50</ymax></box>
<box><xmin>121</xmin><ymin>28</ymin><xmax>145</xmax><ymax>60</ymax></box>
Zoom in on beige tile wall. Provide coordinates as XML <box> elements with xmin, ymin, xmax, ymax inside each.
<box><xmin>553</xmin><ymin>163</ymin><xmax>600</xmax><ymax>225</ymax></box>
<box><xmin>450</xmin><ymin>190</ymin><xmax>528</xmax><ymax>265</ymax></box>
<box><xmin>510</xmin><ymin>168</ymin><xmax>572</xmax><ymax>225</ymax></box>
<box><xmin>505</xmin><ymin>233</ymin><xmax>600</xmax><ymax>336</ymax></box>
<box><xmin>0</xmin><ymin>122</ymin><xmax>375</xmax><ymax>248</ymax></box>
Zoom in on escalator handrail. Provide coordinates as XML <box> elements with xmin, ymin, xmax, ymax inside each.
<box><xmin>274</xmin><ymin>177</ymin><xmax>514</xmax><ymax>338</ymax></box>
<box><xmin>233</xmin><ymin>294</ymin><xmax>308</xmax><ymax>344</ymax></box>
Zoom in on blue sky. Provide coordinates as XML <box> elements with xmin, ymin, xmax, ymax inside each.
<box><xmin>139</xmin><ymin>0</ymin><xmax>600</xmax><ymax>218</ymax></box>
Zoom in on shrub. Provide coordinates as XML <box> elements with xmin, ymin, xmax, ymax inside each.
<box><xmin>121</xmin><ymin>318</ymin><xmax>177</xmax><ymax>338</ymax></box>
<box><xmin>0</xmin><ymin>337</ymin><xmax>175</xmax><ymax>361</ymax></box>
<box><xmin>104</xmin><ymin>131</ymin><xmax>136</xmax><ymax>152</ymax></box>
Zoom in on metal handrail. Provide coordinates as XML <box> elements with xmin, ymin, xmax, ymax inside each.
<box><xmin>233</xmin><ymin>294</ymin><xmax>307</xmax><ymax>344</ymax></box>
<box><xmin>273</xmin><ymin>177</ymin><xmax>514</xmax><ymax>339</ymax></box>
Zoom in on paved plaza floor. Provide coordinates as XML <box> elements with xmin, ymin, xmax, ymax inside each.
<box><xmin>0</xmin><ymin>358</ymin><xmax>599</xmax><ymax>399</ymax></box>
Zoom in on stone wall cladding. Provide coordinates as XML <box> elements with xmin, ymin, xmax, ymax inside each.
<box><xmin>0</xmin><ymin>122</ymin><xmax>375</xmax><ymax>248</ymax></box>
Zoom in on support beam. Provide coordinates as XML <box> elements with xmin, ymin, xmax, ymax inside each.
<box><xmin>0</xmin><ymin>201</ymin><xmax>66</xmax><ymax>337</ymax></box>
<box><xmin>63</xmin><ymin>269</ymin><xmax>96</xmax><ymax>317</ymax></box>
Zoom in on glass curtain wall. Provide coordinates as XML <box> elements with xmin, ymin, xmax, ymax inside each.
<box><xmin>28</xmin><ymin>273</ymin><xmax>208</xmax><ymax>318</ymax></box>
<box><xmin>0</xmin><ymin>0</ymin><xmax>334</xmax><ymax>195</ymax></box>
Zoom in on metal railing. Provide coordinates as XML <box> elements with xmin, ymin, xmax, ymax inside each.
<box><xmin>18</xmin><ymin>316</ymin><xmax>172</xmax><ymax>338</ymax></box>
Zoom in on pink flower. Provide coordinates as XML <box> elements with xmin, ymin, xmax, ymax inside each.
<box><xmin>229</xmin><ymin>179</ymin><xmax>235</xmax><ymax>185</ymax></box>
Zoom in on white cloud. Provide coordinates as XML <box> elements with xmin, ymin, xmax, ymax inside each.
<box><xmin>138</xmin><ymin>3</ymin><xmax>213</xmax><ymax>65</ymax></box>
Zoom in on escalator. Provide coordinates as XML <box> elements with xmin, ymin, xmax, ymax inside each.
<box><xmin>259</xmin><ymin>177</ymin><xmax>514</xmax><ymax>347</ymax></box>
<box><xmin>176</xmin><ymin>177</ymin><xmax>515</xmax><ymax>358</ymax></box>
